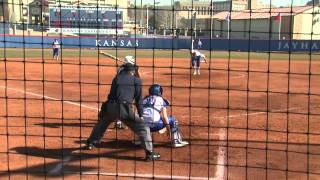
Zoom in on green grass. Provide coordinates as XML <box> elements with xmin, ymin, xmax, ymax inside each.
<box><xmin>0</xmin><ymin>48</ymin><xmax>97</xmax><ymax>59</ymax></box>
<box><xmin>0</xmin><ymin>48</ymin><xmax>319</xmax><ymax>61</ymax></box>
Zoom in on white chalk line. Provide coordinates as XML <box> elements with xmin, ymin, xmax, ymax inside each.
<box><xmin>181</xmin><ymin>105</ymin><xmax>318</xmax><ymax>121</ymax></box>
<box><xmin>213</xmin><ymin>106</ymin><xmax>301</xmax><ymax>120</ymax></box>
<box><xmin>209</xmin><ymin>104</ymin><xmax>319</xmax><ymax>180</ymax></box>
<box><xmin>231</xmin><ymin>73</ymin><xmax>245</xmax><ymax>79</ymax></box>
<box><xmin>208</xmin><ymin>70</ymin><xmax>246</xmax><ymax>79</ymax></box>
<box><xmin>2</xmin><ymin>84</ymin><xmax>319</xmax><ymax>179</ymax></box>
<box><xmin>0</xmin><ymin>84</ymin><xmax>217</xmax><ymax>178</ymax></box>
<box><xmin>0</xmin><ymin>85</ymin><xmax>98</xmax><ymax>176</ymax></box>
<box><xmin>196</xmin><ymin>105</ymin><xmax>317</xmax><ymax>180</ymax></box>
<box><xmin>48</xmin><ymin>155</ymin><xmax>74</xmax><ymax>176</ymax></box>
<box><xmin>180</xmin><ymin>114</ymin><xmax>202</xmax><ymax>118</ymax></box>
<box><xmin>215</xmin><ymin>125</ymin><xmax>226</xmax><ymax>180</ymax></box>
<box><xmin>79</xmin><ymin>171</ymin><xmax>215</xmax><ymax>180</ymax></box>
<box><xmin>0</xmin><ymin>85</ymin><xmax>98</xmax><ymax>111</ymax></box>
<box><xmin>140</xmin><ymin>70</ymin><xmax>245</xmax><ymax>79</ymax></box>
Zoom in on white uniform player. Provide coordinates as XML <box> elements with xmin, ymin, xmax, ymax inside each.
<box><xmin>191</xmin><ymin>50</ymin><xmax>207</xmax><ymax>75</ymax></box>
<box><xmin>52</xmin><ymin>39</ymin><xmax>60</xmax><ymax>61</ymax></box>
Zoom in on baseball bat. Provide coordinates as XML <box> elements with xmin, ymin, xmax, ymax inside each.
<box><xmin>100</xmin><ymin>50</ymin><xmax>141</xmax><ymax>78</ymax></box>
<box><xmin>99</xmin><ymin>50</ymin><xmax>125</xmax><ymax>63</ymax></box>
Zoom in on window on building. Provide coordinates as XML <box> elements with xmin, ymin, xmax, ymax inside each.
<box><xmin>111</xmin><ymin>21</ymin><xmax>117</xmax><ymax>28</ymax></box>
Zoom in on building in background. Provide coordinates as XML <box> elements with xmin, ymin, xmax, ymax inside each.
<box><xmin>0</xmin><ymin>0</ymin><xmax>9</xmax><ymax>22</ymax></box>
<box><xmin>48</xmin><ymin>0</ymin><xmax>128</xmax><ymax>24</ymax></box>
<box><xmin>48</xmin><ymin>4</ymin><xmax>124</xmax><ymax>35</ymax></box>
<box><xmin>4</xmin><ymin>0</ymin><xmax>129</xmax><ymax>35</ymax></box>
<box><xmin>0</xmin><ymin>0</ymin><xmax>9</xmax><ymax>34</ymax></box>
<box><xmin>307</xmin><ymin>0</ymin><xmax>320</xmax><ymax>6</ymax></box>
<box><xmin>175</xmin><ymin>0</ymin><xmax>319</xmax><ymax>40</ymax></box>
<box><xmin>28</xmin><ymin>0</ymin><xmax>49</xmax><ymax>27</ymax></box>
<box><xmin>2</xmin><ymin>0</ymin><xmax>320</xmax><ymax>39</ymax></box>
<box><xmin>126</xmin><ymin>2</ymin><xmax>183</xmax><ymax>36</ymax></box>
<box><xmin>211</xmin><ymin>6</ymin><xmax>320</xmax><ymax>40</ymax></box>
<box><xmin>177</xmin><ymin>0</ymin><xmax>249</xmax><ymax>37</ymax></box>
<box><xmin>248</xmin><ymin>0</ymin><xmax>271</xmax><ymax>10</ymax></box>
<box><xmin>5</xmin><ymin>0</ymin><xmax>32</xmax><ymax>24</ymax></box>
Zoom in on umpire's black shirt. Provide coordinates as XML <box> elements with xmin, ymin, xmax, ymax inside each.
<box><xmin>107</xmin><ymin>72</ymin><xmax>143</xmax><ymax>117</ymax></box>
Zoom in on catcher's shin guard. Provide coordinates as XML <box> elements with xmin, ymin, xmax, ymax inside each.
<box><xmin>171</xmin><ymin>121</ymin><xmax>189</xmax><ymax>148</ymax></box>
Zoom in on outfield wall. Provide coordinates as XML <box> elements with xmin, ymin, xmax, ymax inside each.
<box><xmin>0</xmin><ymin>35</ymin><xmax>320</xmax><ymax>52</ymax></box>
<box><xmin>0</xmin><ymin>24</ymin><xmax>9</xmax><ymax>34</ymax></box>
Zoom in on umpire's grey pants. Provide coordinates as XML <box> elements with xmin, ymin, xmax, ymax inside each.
<box><xmin>87</xmin><ymin>101</ymin><xmax>153</xmax><ymax>153</ymax></box>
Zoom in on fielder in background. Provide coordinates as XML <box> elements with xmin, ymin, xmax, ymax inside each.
<box><xmin>197</xmin><ymin>39</ymin><xmax>202</xmax><ymax>49</ymax></box>
<box><xmin>85</xmin><ymin>61</ymin><xmax>161</xmax><ymax>161</ymax></box>
<box><xmin>191</xmin><ymin>50</ymin><xmax>207</xmax><ymax>75</ymax></box>
<box><xmin>52</xmin><ymin>39</ymin><xmax>60</xmax><ymax>61</ymax></box>
<box><xmin>133</xmin><ymin>84</ymin><xmax>189</xmax><ymax>148</ymax></box>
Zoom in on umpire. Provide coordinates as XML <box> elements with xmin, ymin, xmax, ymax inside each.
<box><xmin>85</xmin><ymin>62</ymin><xmax>160</xmax><ymax>161</ymax></box>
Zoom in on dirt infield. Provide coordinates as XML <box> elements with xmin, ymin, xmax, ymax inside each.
<box><xmin>0</xmin><ymin>55</ymin><xmax>320</xmax><ymax>179</ymax></box>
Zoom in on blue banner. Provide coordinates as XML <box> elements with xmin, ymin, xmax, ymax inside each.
<box><xmin>0</xmin><ymin>35</ymin><xmax>320</xmax><ymax>52</ymax></box>
<box><xmin>0</xmin><ymin>23</ymin><xmax>9</xmax><ymax>34</ymax></box>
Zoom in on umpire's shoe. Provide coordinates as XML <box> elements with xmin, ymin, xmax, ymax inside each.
<box><xmin>115</xmin><ymin>121</ymin><xmax>128</xmax><ymax>129</ymax></box>
<box><xmin>84</xmin><ymin>140</ymin><xmax>99</xmax><ymax>150</ymax></box>
<box><xmin>146</xmin><ymin>151</ymin><xmax>161</xmax><ymax>161</ymax></box>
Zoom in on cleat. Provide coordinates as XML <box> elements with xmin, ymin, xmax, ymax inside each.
<box><xmin>115</xmin><ymin>121</ymin><xmax>128</xmax><ymax>129</ymax></box>
<box><xmin>84</xmin><ymin>140</ymin><xmax>100</xmax><ymax>150</ymax></box>
<box><xmin>85</xmin><ymin>143</ymin><xmax>95</xmax><ymax>150</ymax></box>
<box><xmin>146</xmin><ymin>151</ymin><xmax>161</xmax><ymax>161</ymax></box>
<box><xmin>172</xmin><ymin>140</ymin><xmax>189</xmax><ymax>148</ymax></box>
<box><xmin>158</xmin><ymin>127</ymin><xmax>167</xmax><ymax>134</ymax></box>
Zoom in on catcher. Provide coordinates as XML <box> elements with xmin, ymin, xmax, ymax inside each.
<box><xmin>86</xmin><ymin>62</ymin><xmax>160</xmax><ymax>161</ymax></box>
<box><xmin>133</xmin><ymin>84</ymin><xmax>189</xmax><ymax>148</ymax></box>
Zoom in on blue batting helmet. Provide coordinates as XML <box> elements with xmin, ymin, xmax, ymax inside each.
<box><xmin>149</xmin><ymin>84</ymin><xmax>163</xmax><ymax>96</ymax></box>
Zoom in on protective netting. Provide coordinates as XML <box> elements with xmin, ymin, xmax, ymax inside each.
<box><xmin>0</xmin><ymin>0</ymin><xmax>320</xmax><ymax>179</ymax></box>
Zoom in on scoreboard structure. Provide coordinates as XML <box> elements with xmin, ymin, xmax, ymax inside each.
<box><xmin>48</xmin><ymin>5</ymin><xmax>124</xmax><ymax>35</ymax></box>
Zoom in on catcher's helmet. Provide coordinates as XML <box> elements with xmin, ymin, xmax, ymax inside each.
<box><xmin>149</xmin><ymin>84</ymin><xmax>163</xmax><ymax>96</ymax></box>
